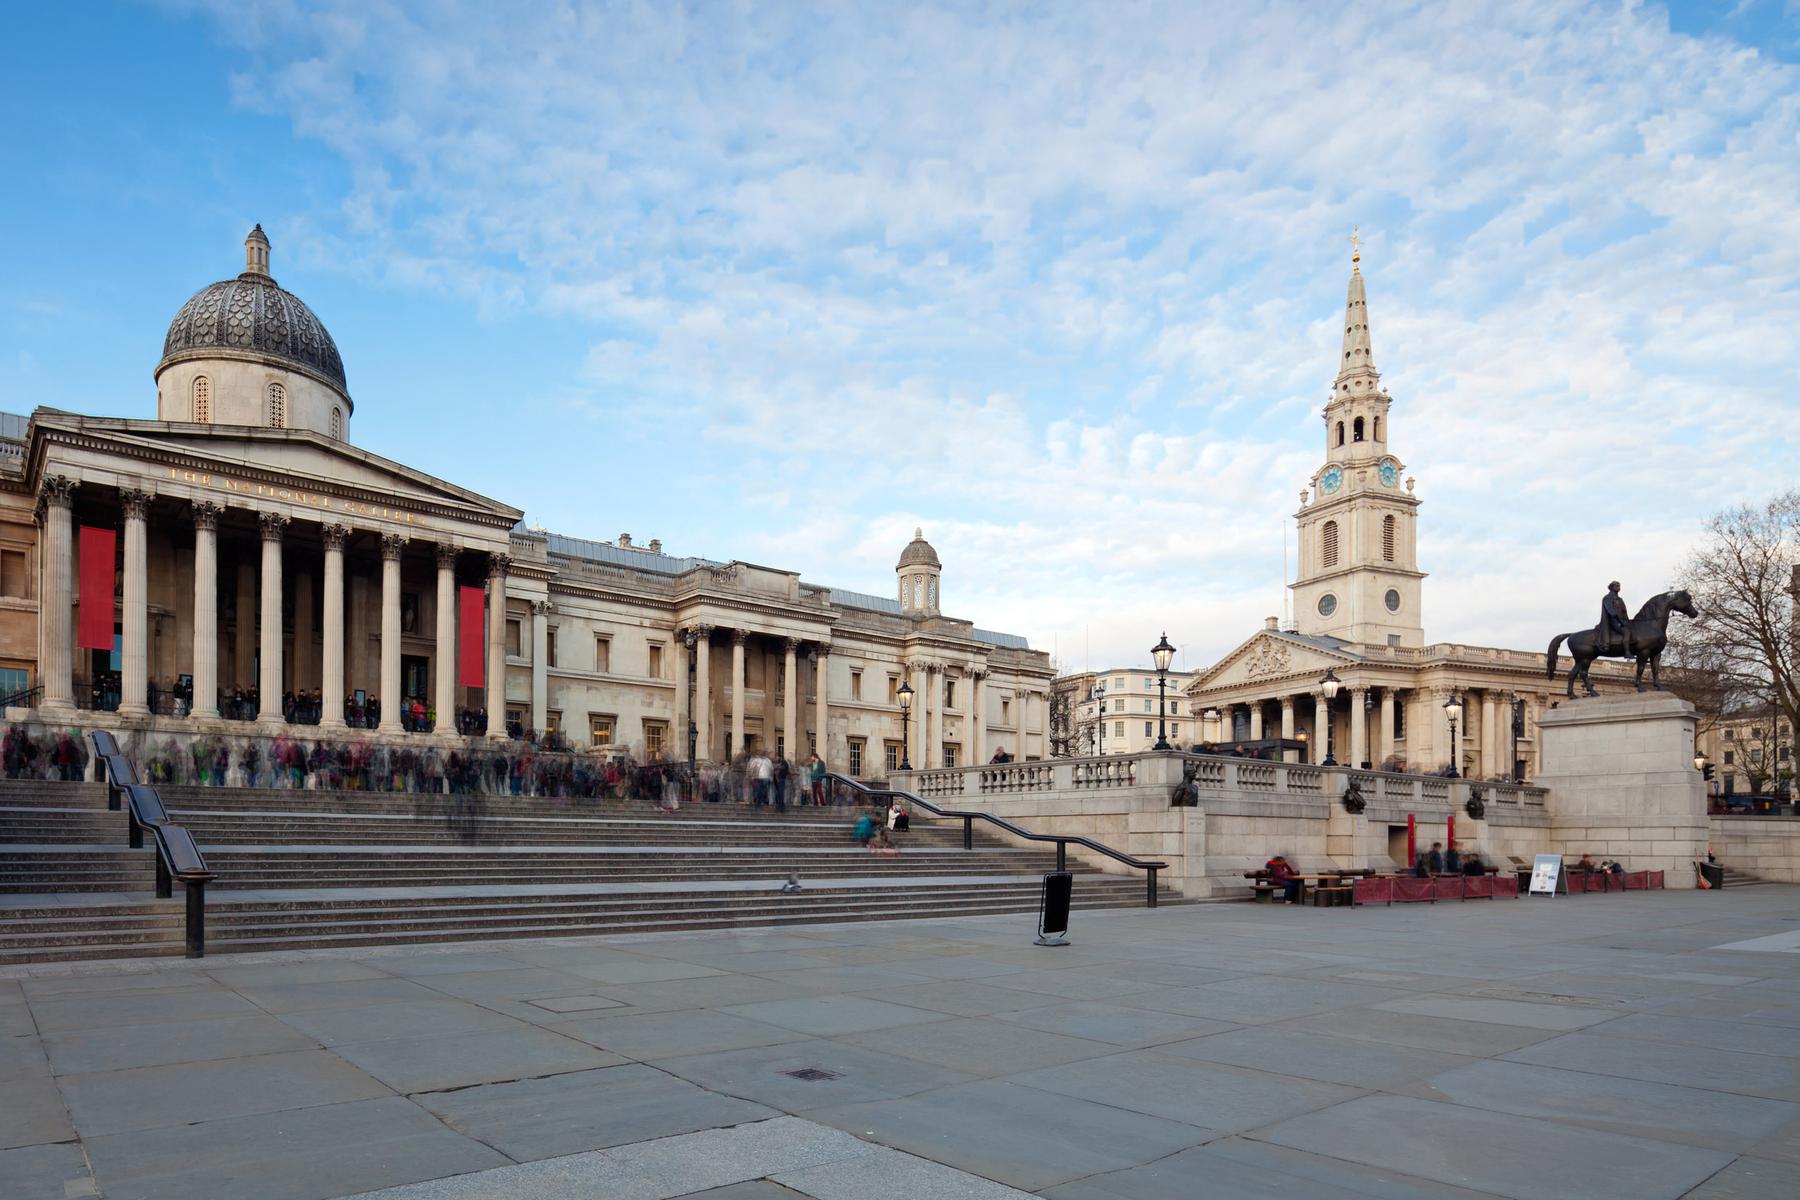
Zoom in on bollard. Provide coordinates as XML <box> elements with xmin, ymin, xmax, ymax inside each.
<box><xmin>184</xmin><ymin>882</ymin><xmax>206</xmax><ymax>958</ymax></box>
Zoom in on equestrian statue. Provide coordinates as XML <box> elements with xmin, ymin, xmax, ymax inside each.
<box><xmin>1546</xmin><ymin>583</ymin><xmax>1699</xmax><ymax>697</ymax></box>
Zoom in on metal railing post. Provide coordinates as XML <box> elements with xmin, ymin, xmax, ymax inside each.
<box><xmin>154</xmin><ymin>852</ymin><xmax>171</xmax><ymax>899</ymax></box>
<box><xmin>185</xmin><ymin>882</ymin><xmax>205</xmax><ymax>958</ymax></box>
<box><xmin>963</xmin><ymin>816</ymin><xmax>972</xmax><ymax>850</ymax></box>
<box><xmin>1056</xmin><ymin>840</ymin><xmax>1066</xmax><ymax>872</ymax></box>
<box><xmin>1147</xmin><ymin>866</ymin><xmax>1159</xmax><ymax>908</ymax></box>
<box><xmin>128</xmin><ymin>809</ymin><xmax>143</xmax><ymax>849</ymax></box>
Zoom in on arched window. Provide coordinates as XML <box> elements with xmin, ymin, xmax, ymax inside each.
<box><xmin>330</xmin><ymin>407</ymin><xmax>342</xmax><ymax>439</ymax></box>
<box><xmin>1353</xmin><ymin>416</ymin><xmax>1365</xmax><ymax>442</ymax></box>
<box><xmin>1382</xmin><ymin>515</ymin><xmax>1396</xmax><ymax>562</ymax></box>
<box><xmin>191</xmin><ymin>376</ymin><xmax>211</xmax><ymax>423</ymax></box>
<box><xmin>912</xmin><ymin>577</ymin><xmax>923</xmax><ymax>608</ymax></box>
<box><xmin>1335</xmin><ymin>422</ymin><xmax>1345</xmax><ymax>447</ymax></box>
<box><xmin>267</xmin><ymin>382</ymin><xmax>286</xmax><ymax>429</ymax></box>
<box><xmin>1322</xmin><ymin>520</ymin><xmax>1339</xmax><ymax>568</ymax></box>
<box><xmin>927</xmin><ymin>578</ymin><xmax>937</xmax><ymax>609</ymax></box>
<box><xmin>1372</xmin><ymin>416</ymin><xmax>1381</xmax><ymax>442</ymax></box>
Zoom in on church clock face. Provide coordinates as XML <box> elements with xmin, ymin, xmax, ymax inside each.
<box><xmin>1319</xmin><ymin>466</ymin><xmax>1343</xmax><ymax>494</ymax></box>
<box><xmin>1378</xmin><ymin>461</ymin><xmax>1398</xmax><ymax>487</ymax></box>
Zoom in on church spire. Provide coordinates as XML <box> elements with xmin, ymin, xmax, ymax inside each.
<box><xmin>1334</xmin><ymin>229</ymin><xmax>1378</xmax><ymax>395</ymax></box>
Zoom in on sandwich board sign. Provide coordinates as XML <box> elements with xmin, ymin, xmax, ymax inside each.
<box><xmin>1528</xmin><ymin>853</ymin><xmax>1563</xmax><ymax>897</ymax></box>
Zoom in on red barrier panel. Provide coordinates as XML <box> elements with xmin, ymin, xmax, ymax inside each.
<box><xmin>1393</xmin><ymin>877</ymin><xmax>1436</xmax><ymax>903</ymax></box>
<box><xmin>1493</xmin><ymin>874</ymin><xmax>1519</xmax><ymax>897</ymax></box>
<box><xmin>1433</xmin><ymin>876</ymin><xmax>1465</xmax><ymax>901</ymax></box>
<box><xmin>1464</xmin><ymin>875</ymin><xmax>1494</xmax><ymax>899</ymax></box>
<box><xmin>1567</xmin><ymin>873</ymin><xmax>1588</xmax><ymax>894</ymax></box>
<box><xmin>1625</xmin><ymin>870</ymin><xmax>1649</xmax><ymax>890</ymax></box>
<box><xmin>1649</xmin><ymin>870</ymin><xmax>1664</xmax><ymax>889</ymax></box>
<box><xmin>1354</xmin><ymin>877</ymin><xmax>1393</xmax><ymax>906</ymax></box>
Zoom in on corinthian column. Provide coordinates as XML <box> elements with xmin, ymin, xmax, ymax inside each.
<box><xmin>191</xmin><ymin>503</ymin><xmax>220</xmax><ymax>718</ymax></box>
<box><xmin>257</xmin><ymin>512</ymin><xmax>288</xmax><ymax>724</ymax></box>
<box><xmin>1350</xmin><ymin>686</ymin><xmax>1369</xmax><ymax>769</ymax></box>
<box><xmin>812</xmin><ymin>644</ymin><xmax>829</xmax><ymax>761</ymax></box>
<box><xmin>36</xmin><ymin>477</ymin><xmax>77</xmax><ymax>712</ymax></box>
<box><xmin>320</xmin><ymin>525</ymin><xmax>348</xmax><ymax>730</ymax></box>
<box><xmin>485</xmin><ymin>553</ymin><xmax>510</xmax><ymax>737</ymax></box>
<box><xmin>530</xmin><ymin>600</ymin><xmax>551</xmax><ymax>735</ymax></box>
<box><xmin>927</xmin><ymin>665</ymin><xmax>944</xmax><ymax>767</ymax></box>
<box><xmin>378</xmin><ymin>533</ymin><xmax>405</xmax><ymax>733</ymax></box>
<box><xmin>434</xmin><ymin>544</ymin><xmax>457</xmax><ymax>732</ymax></box>
<box><xmin>782</xmin><ymin>638</ymin><xmax>799</xmax><ymax>759</ymax></box>
<box><xmin>970</xmin><ymin>668</ymin><xmax>987</xmax><ymax>765</ymax></box>
<box><xmin>1313</xmin><ymin>693</ymin><xmax>1329</xmax><ymax>765</ymax></box>
<box><xmin>118</xmin><ymin>488</ymin><xmax>151</xmax><ymax>717</ymax></box>
<box><xmin>1280</xmin><ymin>697</ymin><xmax>1296</xmax><ymax>763</ymax></box>
<box><xmin>730</xmin><ymin>629</ymin><xmax>747</xmax><ymax>757</ymax></box>
<box><xmin>694</xmin><ymin>626</ymin><xmax>713</xmax><ymax>761</ymax></box>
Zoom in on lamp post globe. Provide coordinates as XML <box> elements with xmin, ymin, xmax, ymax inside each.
<box><xmin>1694</xmin><ymin>750</ymin><xmax>1707</xmax><ymax>773</ymax></box>
<box><xmin>1443</xmin><ymin>692</ymin><xmax>1464</xmax><ymax>778</ymax></box>
<box><xmin>1319</xmin><ymin>669</ymin><xmax>1342</xmax><ymax>766</ymax></box>
<box><xmin>1152</xmin><ymin>633</ymin><xmax>1176</xmax><ymax>751</ymax></box>
<box><xmin>896</xmin><ymin>680</ymin><xmax>914</xmax><ymax>772</ymax></box>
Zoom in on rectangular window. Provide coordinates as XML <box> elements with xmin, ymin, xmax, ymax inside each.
<box><xmin>594</xmin><ymin>636</ymin><xmax>611</xmax><ymax>673</ymax></box>
<box><xmin>546</xmin><ymin>710</ymin><xmax>561</xmax><ymax>736</ymax></box>
<box><xmin>850</xmin><ymin>669</ymin><xmax>862</xmax><ymax>700</ymax></box>
<box><xmin>1144</xmin><ymin>699</ymin><xmax>1153</xmax><ymax>713</ymax></box>
<box><xmin>1145</xmin><ymin>722</ymin><xmax>1153</xmax><ymax>737</ymax></box>
<box><xmin>644</xmin><ymin>720</ymin><xmax>668</xmax><ymax>756</ymax></box>
<box><xmin>1115</xmin><ymin>721</ymin><xmax>1125</xmax><ymax>737</ymax></box>
<box><xmin>505</xmin><ymin>619</ymin><xmax>521</xmax><ymax>657</ymax></box>
<box><xmin>944</xmin><ymin>744</ymin><xmax>958</xmax><ymax>768</ymax></box>
<box><xmin>944</xmin><ymin>679</ymin><xmax>956</xmax><ymax>709</ymax></box>
<box><xmin>885</xmin><ymin>741</ymin><xmax>901</xmax><ymax>771</ymax></box>
<box><xmin>1170</xmin><ymin>700</ymin><xmax>1180</xmax><ymax>715</ymax></box>
<box><xmin>648</xmin><ymin>643</ymin><xmax>665</xmax><ymax>679</ymax></box>
<box><xmin>776</xmin><ymin>735</ymin><xmax>785</xmax><ymax>760</ymax></box>
<box><xmin>848</xmin><ymin>737</ymin><xmax>866</xmax><ymax>776</ymax></box>
<box><xmin>887</xmin><ymin>675</ymin><xmax>899</xmax><ymax>704</ymax></box>
<box><xmin>1724</xmin><ymin>750</ymin><xmax>1734</xmax><ymax>765</ymax></box>
<box><xmin>546</xmin><ymin>630</ymin><xmax>557</xmax><ymax>668</ymax></box>
<box><xmin>589</xmin><ymin>713</ymin><xmax>616</xmax><ymax>745</ymax></box>
<box><xmin>1394</xmin><ymin>703</ymin><xmax>1406</xmax><ymax>739</ymax></box>
<box><xmin>1724</xmin><ymin>729</ymin><xmax>1735</xmax><ymax>740</ymax></box>
<box><xmin>0</xmin><ymin>667</ymin><xmax>27</xmax><ymax>698</ymax></box>
<box><xmin>0</xmin><ymin>550</ymin><xmax>28</xmax><ymax>598</ymax></box>
<box><xmin>1171</xmin><ymin>723</ymin><xmax>1181</xmax><ymax>739</ymax></box>
<box><xmin>1002</xmin><ymin>697</ymin><xmax>1012</xmax><ymax>722</ymax></box>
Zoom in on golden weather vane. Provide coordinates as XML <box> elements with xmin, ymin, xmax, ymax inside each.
<box><xmin>1349</xmin><ymin>226</ymin><xmax>1361</xmax><ymax>268</ymax></box>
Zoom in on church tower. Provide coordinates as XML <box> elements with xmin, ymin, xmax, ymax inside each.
<box><xmin>1290</xmin><ymin>237</ymin><xmax>1425</xmax><ymax>647</ymax></box>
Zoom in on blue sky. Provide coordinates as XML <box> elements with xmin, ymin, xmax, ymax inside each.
<box><xmin>3</xmin><ymin>1</ymin><xmax>1798</xmax><ymax>672</ymax></box>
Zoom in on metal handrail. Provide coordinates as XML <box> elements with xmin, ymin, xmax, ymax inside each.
<box><xmin>91</xmin><ymin>731</ymin><xmax>214</xmax><ymax>957</ymax></box>
<box><xmin>826</xmin><ymin>772</ymin><xmax>1166</xmax><ymax>907</ymax></box>
<box><xmin>0</xmin><ymin>684</ymin><xmax>41</xmax><ymax>709</ymax></box>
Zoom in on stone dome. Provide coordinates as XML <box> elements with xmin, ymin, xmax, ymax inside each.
<box><xmin>897</xmin><ymin>527</ymin><xmax>941</xmax><ymax>570</ymax></box>
<box><xmin>157</xmin><ymin>225</ymin><xmax>349</xmax><ymax>402</ymax></box>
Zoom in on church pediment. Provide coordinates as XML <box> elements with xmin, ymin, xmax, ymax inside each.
<box><xmin>28</xmin><ymin>411</ymin><xmax>522</xmax><ymax>532</ymax></box>
<box><xmin>1190</xmin><ymin>630</ymin><xmax>1358</xmax><ymax>693</ymax></box>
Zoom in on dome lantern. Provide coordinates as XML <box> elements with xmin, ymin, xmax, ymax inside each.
<box><xmin>896</xmin><ymin>527</ymin><xmax>942</xmax><ymax>617</ymax></box>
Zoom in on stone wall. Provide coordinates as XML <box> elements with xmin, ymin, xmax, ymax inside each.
<box><xmin>1708</xmin><ymin>817</ymin><xmax>1800</xmax><ymax>883</ymax></box>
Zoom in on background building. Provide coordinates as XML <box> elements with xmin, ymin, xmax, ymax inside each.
<box><xmin>1055</xmin><ymin>667</ymin><xmax>1197</xmax><ymax>756</ymax></box>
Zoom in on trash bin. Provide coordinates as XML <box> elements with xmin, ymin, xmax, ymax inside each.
<box><xmin>1699</xmin><ymin>862</ymin><xmax>1725</xmax><ymax>889</ymax></box>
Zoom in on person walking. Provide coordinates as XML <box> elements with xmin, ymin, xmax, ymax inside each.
<box><xmin>773</xmin><ymin>753</ymin><xmax>791</xmax><ymax>812</ymax></box>
<box><xmin>749</xmin><ymin>748</ymin><xmax>773</xmax><ymax>808</ymax></box>
<box><xmin>806</xmin><ymin>752</ymin><xmax>827</xmax><ymax>805</ymax></box>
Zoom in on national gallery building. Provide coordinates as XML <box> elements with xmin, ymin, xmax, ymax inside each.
<box><xmin>1180</xmin><ymin>251</ymin><xmax>1630</xmax><ymax>781</ymax></box>
<box><xmin>0</xmin><ymin>228</ymin><xmax>1054</xmax><ymax>773</ymax></box>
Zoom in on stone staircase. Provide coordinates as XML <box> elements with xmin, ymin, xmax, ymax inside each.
<box><xmin>1</xmin><ymin>779</ymin><xmax>1180</xmax><ymax>963</ymax></box>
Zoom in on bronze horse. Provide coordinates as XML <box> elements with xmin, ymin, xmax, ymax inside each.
<box><xmin>1546</xmin><ymin>589</ymin><xmax>1700</xmax><ymax>697</ymax></box>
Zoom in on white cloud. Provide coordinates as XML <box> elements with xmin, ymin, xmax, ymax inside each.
<box><xmin>170</xmin><ymin>0</ymin><xmax>1800</xmax><ymax>670</ymax></box>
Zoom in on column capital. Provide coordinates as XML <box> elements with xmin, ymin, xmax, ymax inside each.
<box><xmin>435</xmin><ymin>543</ymin><xmax>459</xmax><ymax>570</ymax></box>
<box><xmin>322</xmin><ymin>523</ymin><xmax>350</xmax><ymax>552</ymax></box>
<box><xmin>380</xmin><ymin>532</ymin><xmax>407</xmax><ymax>561</ymax></box>
<box><xmin>259</xmin><ymin>511</ymin><xmax>290</xmax><ymax>542</ymax></box>
<box><xmin>731</xmin><ymin>628</ymin><xmax>749</xmax><ymax>647</ymax></box>
<box><xmin>784</xmin><ymin>636</ymin><xmax>801</xmax><ymax>653</ymax></box>
<box><xmin>1279</xmin><ymin>695</ymin><xmax>1295</xmax><ymax>713</ymax></box>
<box><xmin>488</xmin><ymin>552</ymin><xmax>512</xmax><ymax>579</ymax></box>
<box><xmin>531</xmin><ymin>599</ymin><xmax>553</xmax><ymax>616</ymax></box>
<box><xmin>119</xmin><ymin>488</ymin><xmax>151</xmax><ymax>521</ymax></box>
<box><xmin>191</xmin><ymin>501</ymin><xmax>222</xmax><ymax>532</ymax></box>
<box><xmin>813</xmin><ymin>640</ymin><xmax>830</xmax><ymax>658</ymax></box>
<box><xmin>970</xmin><ymin>666</ymin><xmax>987</xmax><ymax>681</ymax></box>
<box><xmin>35</xmin><ymin>475</ymin><xmax>76</xmax><ymax>523</ymax></box>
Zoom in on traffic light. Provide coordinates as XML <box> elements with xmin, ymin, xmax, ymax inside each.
<box><xmin>1703</xmin><ymin>764</ymin><xmax>1715</xmax><ymax>782</ymax></box>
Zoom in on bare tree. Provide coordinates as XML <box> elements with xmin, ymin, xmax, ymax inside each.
<box><xmin>1674</xmin><ymin>490</ymin><xmax>1799</xmax><ymax>750</ymax></box>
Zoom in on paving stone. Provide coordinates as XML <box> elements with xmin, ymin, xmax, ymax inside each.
<box><xmin>1007</xmin><ymin>1048</ymin><xmax>1362</xmax><ymax>1131</ymax></box>
<box><xmin>1683</xmin><ymin>1155</ymin><xmax>1800</xmax><ymax>1198</ymax></box>
<box><xmin>1258</xmin><ymin>1092</ymin><xmax>1733</xmax><ymax>1200</ymax></box>
<box><xmin>990</xmin><ymin>1000</ymin><xmax>1238</xmax><ymax>1046</ymax></box>
<box><xmin>1161</xmin><ymin>1025</ymin><xmax>1473</xmax><ymax>1088</ymax></box>
<box><xmin>843</xmin><ymin>1016</ymin><xmax>1114</xmax><ymax>1076</ymax></box>
<box><xmin>331</xmin><ymin>1024</ymin><xmax>624</xmax><ymax>1093</ymax></box>
<box><xmin>812</xmin><ymin>1078</ymin><xmax>1209</xmax><ymax>1191</ymax></box>
<box><xmin>556</xmin><ymin>1009</ymin><xmax>813</xmax><ymax>1060</ymax></box>
<box><xmin>1503</xmin><ymin>1031</ymin><xmax>1800</xmax><ymax>1101</ymax></box>
<box><xmin>275</xmin><ymin>998</ymin><xmax>530</xmax><ymax>1046</ymax></box>
<box><xmin>59</xmin><ymin>1048</ymin><xmax>391</xmax><ymax>1136</ymax></box>
<box><xmin>1410</xmin><ymin>1059</ymin><xmax>1800</xmax><ymax>1151</ymax></box>
<box><xmin>42</xmin><ymin>1011</ymin><xmax>318</xmax><ymax>1074</ymax></box>
<box><xmin>415</xmin><ymin>966</ymin><xmax>601</xmax><ymax>1000</ymax></box>
<box><xmin>656</xmin><ymin>1039</ymin><xmax>976</xmax><ymax>1111</ymax></box>
<box><xmin>873</xmin><ymin>979</ymin><xmax>1072</xmax><ymax>1017</ymax></box>
<box><xmin>719</xmin><ymin>995</ymin><xmax>947</xmax><ymax>1037</ymax></box>
<box><xmin>29</xmin><ymin>986</ymin><xmax>260</xmax><ymax>1034</ymax></box>
<box><xmin>0</xmin><ymin>1141</ymin><xmax>98</xmax><ymax>1199</ymax></box>
<box><xmin>591</xmin><ymin>974</ymin><xmax>815</xmax><ymax>1014</ymax></box>
<box><xmin>0</xmin><ymin>1032</ymin><xmax>49</xmax><ymax>1080</ymax></box>
<box><xmin>21</xmin><ymin>972</ymin><xmax>221</xmax><ymax>998</ymax></box>
<box><xmin>673</xmin><ymin>1182</ymin><xmax>815</xmax><ymax>1199</ymax></box>
<box><xmin>558</xmin><ymin>958</ymin><xmax>729</xmax><ymax>985</ymax></box>
<box><xmin>1586</xmin><ymin>1011</ymin><xmax>1800</xmax><ymax>1058</ymax></box>
<box><xmin>1277</xmin><ymin>1006</ymin><xmax>1565</xmax><ymax>1056</ymax></box>
<box><xmin>235</xmin><ymin>976</ymin><xmax>444</xmax><ymax>1013</ymax></box>
<box><xmin>371</xmin><ymin>952</ymin><xmax>534</xmax><ymax>977</ymax></box>
<box><xmin>1038</xmin><ymin>1137</ymin><xmax>1496</xmax><ymax>1199</ymax></box>
<box><xmin>0</xmin><ymin>1073</ymin><xmax>74</xmax><ymax>1149</ymax></box>
<box><xmin>83</xmin><ymin>1095</ymin><xmax>507</xmax><ymax>1200</ymax></box>
<box><xmin>0</xmin><ymin>1003</ymin><xmax>33</xmax><ymax>1036</ymax></box>
<box><xmin>418</xmin><ymin>1063</ymin><xmax>776</xmax><ymax>1160</ymax></box>
<box><xmin>530</xmin><ymin>994</ymin><xmax>630</xmax><ymax>1013</ymax></box>
<box><xmin>1117</xmin><ymin>976</ymin><xmax>1408</xmax><ymax>1024</ymax></box>
<box><xmin>205</xmin><ymin>960</ymin><xmax>394</xmax><ymax>988</ymax></box>
<box><xmin>1374</xmin><ymin>992</ymin><xmax>1625</xmax><ymax>1031</ymax></box>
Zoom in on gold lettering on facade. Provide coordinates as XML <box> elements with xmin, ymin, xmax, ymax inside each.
<box><xmin>167</xmin><ymin>467</ymin><xmax>428</xmax><ymax>526</ymax></box>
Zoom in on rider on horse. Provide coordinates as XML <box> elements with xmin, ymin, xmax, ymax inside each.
<box><xmin>1599</xmin><ymin>582</ymin><xmax>1634</xmax><ymax>658</ymax></box>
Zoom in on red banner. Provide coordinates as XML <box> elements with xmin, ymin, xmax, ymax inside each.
<box><xmin>1493</xmin><ymin>874</ymin><xmax>1519</xmax><ymax>897</ymax></box>
<box><xmin>77</xmin><ymin>526</ymin><xmax>116</xmax><ymax>651</ymax></box>
<box><xmin>1393</xmin><ymin>877</ymin><xmax>1436</xmax><ymax>903</ymax></box>
<box><xmin>1433</xmin><ymin>876</ymin><xmax>1466</xmax><ymax>901</ymax></box>
<box><xmin>457</xmin><ymin>585</ymin><xmax>486</xmax><ymax>688</ymax></box>
<box><xmin>1464</xmin><ymin>875</ymin><xmax>1494</xmax><ymax>899</ymax></box>
<box><xmin>1353</xmin><ymin>877</ymin><xmax>1392</xmax><ymax>906</ymax></box>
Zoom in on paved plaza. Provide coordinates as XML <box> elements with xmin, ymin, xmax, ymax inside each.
<box><xmin>2</xmin><ymin>889</ymin><xmax>1799</xmax><ymax>1199</ymax></box>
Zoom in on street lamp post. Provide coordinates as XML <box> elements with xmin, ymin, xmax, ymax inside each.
<box><xmin>1444</xmin><ymin>692</ymin><xmax>1464</xmax><ymax>778</ymax></box>
<box><xmin>1319</xmin><ymin>669</ymin><xmax>1342</xmax><ymax>767</ymax></box>
<box><xmin>1092</xmin><ymin>681</ymin><xmax>1106</xmax><ymax>757</ymax></box>
<box><xmin>1152</xmin><ymin>633</ymin><xmax>1176</xmax><ymax>751</ymax></box>
<box><xmin>897</xmin><ymin>680</ymin><xmax>914</xmax><ymax>772</ymax></box>
<box><xmin>683</xmin><ymin>628</ymin><xmax>699</xmax><ymax>773</ymax></box>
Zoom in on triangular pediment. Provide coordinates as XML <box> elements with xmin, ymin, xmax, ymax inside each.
<box><xmin>29</xmin><ymin>412</ymin><xmax>522</xmax><ymax>530</ymax></box>
<box><xmin>1189</xmin><ymin>629</ymin><xmax>1360</xmax><ymax>693</ymax></box>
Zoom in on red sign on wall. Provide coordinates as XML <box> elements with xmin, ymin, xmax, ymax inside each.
<box><xmin>77</xmin><ymin>526</ymin><xmax>117</xmax><ymax>652</ymax></box>
<box><xmin>457</xmin><ymin>584</ymin><xmax>486</xmax><ymax>688</ymax></box>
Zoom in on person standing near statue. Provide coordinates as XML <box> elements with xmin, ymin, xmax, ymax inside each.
<box><xmin>1599</xmin><ymin>581</ymin><xmax>1634</xmax><ymax>657</ymax></box>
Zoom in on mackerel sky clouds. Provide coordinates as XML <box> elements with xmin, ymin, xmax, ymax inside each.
<box><xmin>2</xmin><ymin>2</ymin><xmax>1797</xmax><ymax>671</ymax></box>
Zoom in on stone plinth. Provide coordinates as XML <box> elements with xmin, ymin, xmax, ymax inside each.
<box><xmin>1535</xmin><ymin>693</ymin><xmax>1705</xmax><ymax>887</ymax></box>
